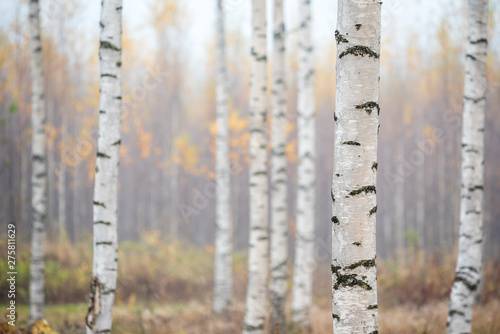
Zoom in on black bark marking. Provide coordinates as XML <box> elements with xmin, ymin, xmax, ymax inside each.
<box><xmin>372</xmin><ymin>162</ymin><xmax>378</xmax><ymax>171</ymax></box>
<box><xmin>339</xmin><ymin>45</ymin><xmax>379</xmax><ymax>59</ymax></box>
<box><xmin>333</xmin><ymin>273</ymin><xmax>372</xmax><ymax>290</ymax></box>
<box><xmin>94</xmin><ymin>221</ymin><xmax>111</xmax><ymax>226</ymax></box>
<box><xmin>349</xmin><ymin>185</ymin><xmax>376</xmax><ymax>196</ymax></box>
<box><xmin>368</xmin><ymin>304</ymin><xmax>378</xmax><ymax>309</ymax></box>
<box><xmin>332</xmin><ymin>313</ymin><xmax>340</xmax><ymax>321</ymax></box>
<box><xmin>346</xmin><ymin>258</ymin><xmax>376</xmax><ymax>270</ymax></box>
<box><xmin>352</xmin><ymin>242</ymin><xmax>361</xmax><ymax>246</ymax></box>
<box><xmin>335</xmin><ymin>30</ymin><xmax>349</xmax><ymax>44</ymax></box>
<box><xmin>96</xmin><ymin>241</ymin><xmax>113</xmax><ymax>246</ymax></box>
<box><xmin>454</xmin><ymin>274</ymin><xmax>477</xmax><ymax>291</ymax></box>
<box><xmin>93</xmin><ymin>201</ymin><xmax>106</xmax><ymax>208</ymax></box>
<box><xmin>355</xmin><ymin>24</ymin><xmax>362</xmax><ymax>30</ymax></box>
<box><xmin>100</xmin><ymin>41</ymin><xmax>121</xmax><ymax>52</ymax></box>
<box><xmin>369</xmin><ymin>206</ymin><xmax>378</xmax><ymax>216</ymax></box>
<box><xmin>342</xmin><ymin>141</ymin><xmax>361</xmax><ymax>146</ymax></box>
<box><xmin>464</xmin><ymin>95</ymin><xmax>486</xmax><ymax>104</ymax></box>
<box><xmin>355</xmin><ymin>101</ymin><xmax>380</xmax><ymax>116</ymax></box>
<box><xmin>112</xmin><ymin>140</ymin><xmax>121</xmax><ymax>146</ymax></box>
<box><xmin>97</xmin><ymin>152</ymin><xmax>111</xmax><ymax>159</ymax></box>
<box><xmin>331</xmin><ymin>216</ymin><xmax>340</xmax><ymax>225</ymax></box>
<box><xmin>101</xmin><ymin>73</ymin><xmax>117</xmax><ymax>79</ymax></box>
<box><xmin>469</xmin><ymin>38</ymin><xmax>487</xmax><ymax>45</ymax></box>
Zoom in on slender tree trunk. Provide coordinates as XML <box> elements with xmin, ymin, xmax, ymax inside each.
<box><xmin>269</xmin><ymin>0</ymin><xmax>287</xmax><ymax>332</ymax></box>
<box><xmin>213</xmin><ymin>0</ymin><xmax>233</xmax><ymax>314</ymax></box>
<box><xmin>21</xmin><ymin>146</ymin><xmax>29</xmax><ymax>235</ymax></box>
<box><xmin>169</xmin><ymin>104</ymin><xmax>180</xmax><ymax>238</ymax></box>
<box><xmin>47</xmin><ymin>101</ymin><xmax>55</xmax><ymax>237</ymax></box>
<box><xmin>292</xmin><ymin>0</ymin><xmax>315</xmax><ymax>328</ymax></box>
<box><xmin>447</xmin><ymin>0</ymin><xmax>488</xmax><ymax>332</ymax></box>
<box><xmin>243</xmin><ymin>0</ymin><xmax>268</xmax><ymax>332</ymax></box>
<box><xmin>85</xmin><ymin>1</ymin><xmax>122</xmax><ymax>332</ymax></box>
<box><xmin>331</xmin><ymin>1</ymin><xmax>381</xmax><ymax>333</ymax></box>
<box><xmin>28</xmin><ymin>0</ymin><xmax>48</xmax><ymax>323</ymax></box>
<box><xmin>58</xmin><ymin>165</ymin><xmax>67</xmax><ymax>240</ymax></box>
<box><xmin>395</xmin><ymin>143</ymin><xmax>405</xmax><ymax>264</ymax></box>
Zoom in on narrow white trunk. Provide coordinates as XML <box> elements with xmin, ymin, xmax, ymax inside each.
<box><xmin>447</xmin><ymin>0</ymin><xmax>488</xmax><ymax>332</ymax></box>
<box><xmin>243</xmin><ymin>0</ymin><xmax>268</xmax><ymax>332</ymax></box>
<box><xmin>58</xmin><ymin>165</ymin><xmax>66</xmax><ymax>240</ymax></box>
<box><xmin>269</xmin><ymin>0</ymin><xmax>287</xmax><ymax>332</ymax></box>
<box><xmin>395</xmin><ymin>143</ymin><xmax>405</xmax><ymax>264</ymax></box>
<box><xmin>85</xmin><ymin>1</ymin><xmax>122</xmax><ymax>332</ymax></box>
<box><xmin>292</xmin><ymin>0</ymin><xmax>315</xmax><ymax>327</ymax></box>
<box><xmin>213</xmin><ymin>0</ymin><xmax>233</xmax><ymax>314</ymax></box>
<box><xmin>29</xmin><ymin>0</ymin><xmax>48</xmax><ymax>323</ymax></box>
<box><xmin>332</xmin><ymin>1</ymin><xmax>381</xmax><ymax>333</ymax></box>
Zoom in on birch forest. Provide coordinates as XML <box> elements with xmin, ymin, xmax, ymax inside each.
<box><xmin>2</xmin><ymin>0</ymin><xmax>500</xmax><ymax>333</ymax></box>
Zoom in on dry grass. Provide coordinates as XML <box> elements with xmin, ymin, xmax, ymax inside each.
<box><xmin>5</xmin><ymin>299</ymin><xmax>500</xmax><ymax>333</ymax></box>
<box><xmin>1</xmin><ymin>236</ymin><xmax>500</xmax><ymax>333</ymax></box>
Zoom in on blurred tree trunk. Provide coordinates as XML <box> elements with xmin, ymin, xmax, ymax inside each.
<box><xmin>269</xmin><ymin>0</ymin><xmax>287</xmax><ymax>332</ymax></box>
<box><xmin>213</xmin><ymin>0</ymin><xmax>233</xmax><ymax>314</ymax></box>
<box><xmin>85</xmin><ymin>0</ymin><xmax>123</xmax><ymax>332</ymax></box>
<box><xmin>58</xmin><ymin>164</ymin><xmax>66</xmax><ymax>241</ymax></box>
<box><xmin>447</xmin><ymin>0</ymin><xmax>488</xmax><ymax>332</ymax></box>
<box><xmin>243</xmin><ymin>0</ymin><xmax>268</xmax><ymax>332</ymax></box>
<box><xmin>28</xmin><ymin>0</ymin><xmax>48</xmax><ymax>323</ymax></box>
<box><xmin>331</xmin><ymin>0</ymin><xmax>381</xmax><ymax>333</ymax></box>
<box><xmin>395</xmin><ymin>143</ymin><xmax>405</xmax><ymax>264</ymax></box>
<box><xmin>292</xmin><ymin>0</ymin><xmax>315</xmax><ymax>328</ymax></box>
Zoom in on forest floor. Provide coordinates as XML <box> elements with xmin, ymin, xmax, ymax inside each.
<box><xmin>6</xmin><ymin>299</ymin><xmax>500</xmax><ymax>333</ymax></box>
<box><xmin>1</xmin><ymin>237</ymin><xmax>500</xmax><ymax>333</ymax></box>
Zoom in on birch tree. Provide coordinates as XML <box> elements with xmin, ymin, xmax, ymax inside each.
<box><xmin>243</xmin><ymin>0</ymin><xmax>268</xmax><ymax>332</ymax></box>
<box><xmin>269</xmin><ymin>0</ymin><xmax>287</xmax><ymax>332</ymax></box>
<box><xmin>29</xmin><ymin>0</ymin><xmax>48</xmax><ymax>323</ymax></box>
<box><xmin>213</xmin><ymin>0</ymin><xmax>233</xmax><ymax>314</ymax></box>
<box><xmin>447</xmin><ymin>0</ymin><xmax>488</xmax><ymax>332</ymax></box>
<box><xmin>85</xmin><ymin>1</ymin><xmax>123</xmax><ymax>332</ymax></box>
<box><xmin>331</xmin><ymin>1</ymin><xmax>381</xmax><ymax>333</ymax></box>
<box><xmin>291</xmin><ymin>0</ymin><xmax>316</xmax><ymax>328</ymax></box>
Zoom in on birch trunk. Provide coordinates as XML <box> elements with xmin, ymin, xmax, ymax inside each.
<box><xmin>58</xmin><ymin>165</ymin><xmax>66</xmax><ymax>240</ymax></box>
<box><xmin>292</xmin><ymin>0</ymin><xmax>315</xmax><ymax>327</ymax></box>
<box><xmin>213</xmin><ymin>0</ymin><xmax>233</xmax><ymax>314</ymax></box>
<box><xmin>29</xmin><ymin>0</ymin><xmax>48</xmax><ymax>323</ymax></box>
<box><xmin>243</xmin><ymin>0</ymin><xmax>268</xmax><ymax>332</ymax></box>
<box><xmin>447</xmin><ymin>0</ymin><xmax>488</xmax><ymax>332</ymax></box>
<box><xmin>269</xmin><ymin>0</ymin><xmax>287</xmax><ymax>331</ymax></box>
<box><xmin>331</xmin><ymin>1</ymin><xmax>381</xmax><ymax>332</ymax></box>
<box><xmin>85</xmin><ymin>1</ymin><xmax>122</xmax><ymax>332</ymax></box>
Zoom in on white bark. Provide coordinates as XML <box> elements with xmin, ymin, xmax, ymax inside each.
<box><xmin>29</xmin><ymin>0</ymin><xmax>48</xmax><ymax>323</ymax></box>
<box><xmin>447</xmin><ymin>0</ymin><xmax>488</xmax><ymax>332</ymax></box>
<box><xmin>86</xmin><ymin>1</ymin><xmax>122</xmax><ymax>332</ymax></box>
<box><xmin>332</xmin><ymin>1</ymin><xmax>381</xmax><ymax>333</ymax></box>
<box><xmin>269</xmin><ymin>0</ymin><xmax>287</xmax><ymax>332</ymax></box>
<box><xmin>292</xmin><ymin>0</ymin><xmax>315</xmax><ymax>327</ymax></box>
<box><xmin>243</xmin><ymin>0</ymin><xmax>268</xmax><ymax>332</ymax></box>
<box><xmin>213</xmin><ymin>0</ymin><xmax>233</xmax><ymax>314</ymax></box>
<box><xmin>58</xmin><ymin>165</ymin><xmax>66</xmax><ymax>240</ymax></box>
